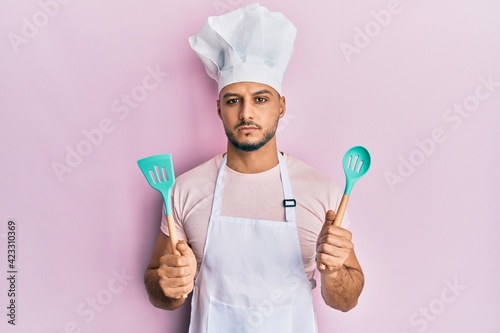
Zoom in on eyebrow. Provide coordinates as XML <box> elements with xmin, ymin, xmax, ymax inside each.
<box><xmin>222</xmin><ymin>89</ymin><xmax>274</xmax><ymax>99</ymax></box>
<box><xmin>222</xmin><ymin>92</ymin><xmax>240</xmax><ymax>99</ymax></box>
<box><xmin>253</xmin><ymin>89</ymin><xmax>274</xmax><ymax>96</ymax></box>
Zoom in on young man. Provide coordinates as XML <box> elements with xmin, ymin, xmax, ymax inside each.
<box><xmin>144</xmin><ymin>4</ymin><xmax>364</xmax><ymax>332</ymax></box>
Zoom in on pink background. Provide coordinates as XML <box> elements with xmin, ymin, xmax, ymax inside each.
<box><xmin>1</xmin><ymin>0</ymin><xmax>499</xmax><ymax>332</ymax></box>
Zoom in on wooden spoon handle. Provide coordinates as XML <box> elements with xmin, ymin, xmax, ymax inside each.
<box><xmin>333</xmin><ymin>194</ymin><xmax>349</xmax><ymax>227</ymax></box>
<box><xmin>318</xmin><ymin>194</ymin><xmax>350</xmax><ymax>270</ymax></box>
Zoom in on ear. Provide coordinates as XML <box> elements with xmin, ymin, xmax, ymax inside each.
<box><xmin>279</xmin><ymin>96</ymin><xmax>286</xmax><ymax>119</ymax></box>
<box><xmin>217</xmin><ymin>99</ymin><xmax>222</xmax><ymax>120</ymax></box>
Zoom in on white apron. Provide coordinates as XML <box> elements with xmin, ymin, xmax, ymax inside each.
<box><xmin>188</xmin><ymin>153</ymin><xmax>317</xmax><ymax>333</ymax></box>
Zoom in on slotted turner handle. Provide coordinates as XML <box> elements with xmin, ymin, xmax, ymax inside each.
<box><xmin>166</xmin><ymin>213</ymin><xmax>187</xmax><ymax>299</ymax></box>
<box><xmin>166</xmin><ymin>215</ymin><xmax>180</xmax><ymax>256</ymax></box>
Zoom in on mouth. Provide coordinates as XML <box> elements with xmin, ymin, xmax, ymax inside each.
<box><xmin>235</xmin><ymin>121</ymin><xmax>261</xmax><ymax>134</ymax></box>
<box><xmin>237</xmin><ymin>126</ymin><xmax>259</xmax><ymax>133</ymax></box>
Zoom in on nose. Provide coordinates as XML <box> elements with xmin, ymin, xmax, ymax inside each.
<box><xmin>239</xmin><ymin>100</ymin><xmax>254</xmax><ymax>120</ymax></box>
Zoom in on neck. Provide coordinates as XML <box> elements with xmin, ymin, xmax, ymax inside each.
<box><xmin>226</xmin><ymin>140</ymin><xmax>279</xmax><ymax>174</ymax></box>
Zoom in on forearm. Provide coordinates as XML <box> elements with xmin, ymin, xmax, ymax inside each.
<box><xmin>321</xmin><ymin>265</ymin><xmax>364</xmax><ymax>312</ymax></box>
<box><xmin>144</xmin><ymin>268</ymin><xmax>186</xmax><ymax>310</ymax></box>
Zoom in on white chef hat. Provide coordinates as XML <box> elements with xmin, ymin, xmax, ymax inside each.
<box><xmin>188</xmin><ymin>3</ymin><xmax>297</xmax><ymax>95</ymax></box>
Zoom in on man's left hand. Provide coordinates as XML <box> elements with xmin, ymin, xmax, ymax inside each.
<box><xmin>316</xmin><ymin>210</ymin><xmax>354</xmax><ymax>274</ymax></box>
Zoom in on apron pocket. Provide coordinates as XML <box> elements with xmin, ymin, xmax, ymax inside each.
<box><xmin>207</xmin><ymin>299</ymin><xmax>292</xmax><ymax>333</ymax></box>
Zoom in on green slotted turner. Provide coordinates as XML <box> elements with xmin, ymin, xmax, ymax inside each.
<box><xmin>319</xmin><ymin>146</ymin><xmax>371</xmax><ymax>270</ymax></box>
<box><xmin>137</xmin><ymin>154</ymin><xmax>180</xmax><ymax>256</ymax></box>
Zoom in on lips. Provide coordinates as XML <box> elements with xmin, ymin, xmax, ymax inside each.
<box><xmin>235</xmin><ymin>121</ymin><xmax>260</xmax><ymax>133</ymax></box>
<box><xmin>237</xmin><ymin>127</ymin><xmax>258</xmax><ymax>135</ymax></box>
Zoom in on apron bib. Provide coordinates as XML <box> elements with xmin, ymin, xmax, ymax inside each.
<box><xmin>188</xmin><ymin>153</ymin><xmax>317</xmax><ymax>333</ymax></box>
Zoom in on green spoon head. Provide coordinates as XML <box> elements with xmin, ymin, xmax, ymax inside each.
<box><xmin>343</xmin><ymin>146</ymin><xmax>371</xmax><ymax>195</ymax></box>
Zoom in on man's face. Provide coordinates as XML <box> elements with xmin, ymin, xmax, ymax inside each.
<box><xmin>217</xmin><ymin>82</ymin><xmax>286</xmax><ymax>152</ymax></box>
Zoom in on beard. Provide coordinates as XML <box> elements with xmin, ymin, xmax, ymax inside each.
<box><xmin>225</xmin><ymin>119</ymin><xmax>279</xmax><ymax>152</ymax></box>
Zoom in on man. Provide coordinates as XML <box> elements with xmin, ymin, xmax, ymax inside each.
<box><xmin>144</xmin><ymin>4</ymin><xmax>364</xmax><ymax>332</ymax></box>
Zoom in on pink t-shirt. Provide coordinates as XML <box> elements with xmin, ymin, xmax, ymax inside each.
<box><xmin>161</xmin><ymin>153</ymin><xmax>349</xmax><ymax>287</ymax></box>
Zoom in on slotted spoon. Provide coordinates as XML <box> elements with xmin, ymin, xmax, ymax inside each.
<box><xmin>319</xmin><ymin>146</ymin><xmax>371</xmax><ymax>270</ymax></box>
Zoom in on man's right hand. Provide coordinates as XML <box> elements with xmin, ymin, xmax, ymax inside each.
<box><xmin>157</xmin><ymin>240</ymin><xmax>197</xmax><ymax>299</ymax></box>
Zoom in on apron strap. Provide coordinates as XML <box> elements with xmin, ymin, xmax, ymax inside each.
<box><xmin>278</xmin><ymin>152</ymin><xmax>295</xmax><ymax>223</ymax></box>
<box><xmin>211</xmin><ymin>154</ymin><xmax>227</xmax><ymax>217</ymax></box>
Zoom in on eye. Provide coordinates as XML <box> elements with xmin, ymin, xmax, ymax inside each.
<box><xmin>226</xmin><ymin>98</ymin><xmax>240</xmax><ymax>105</ymax></box>
<box><xmin>255</xmin><ymin>97</ymin><xmax>267</xmax><ymax>103</ymax></box>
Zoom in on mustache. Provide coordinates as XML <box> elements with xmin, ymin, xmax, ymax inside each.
<box><xmin>235</xmin><ymin>121</ymin><xmax>262</xmax><ymax>130</ymax></box>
